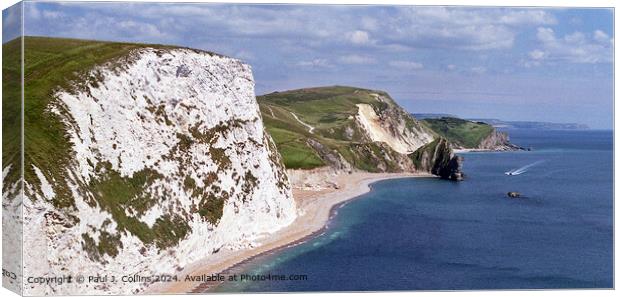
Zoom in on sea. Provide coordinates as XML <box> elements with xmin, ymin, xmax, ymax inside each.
<box><xmin>215</xmin><ymin>129</ymin><xmax>613</xmax><ymax>292</ymax></box>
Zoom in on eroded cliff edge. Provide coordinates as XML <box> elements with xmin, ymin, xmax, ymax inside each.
<box><xmin>12</xmin><ymin>37</ymin><xmax>297</xmax><ymax>295</ymax></box>
<box><xmin>258</xmin><ymin>86</ymin><xmax>464</xmax><ymax>187</ymax></box>
<box><xmin>409</xmin><ymin>138</ymin><xmax>464</xmax><ymax>181</ymax></box>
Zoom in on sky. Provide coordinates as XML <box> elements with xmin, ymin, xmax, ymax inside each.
<box><xmin>3</xmin><ymin>2</ymin><xmax>615</xmax><ymax>128</ymax></box>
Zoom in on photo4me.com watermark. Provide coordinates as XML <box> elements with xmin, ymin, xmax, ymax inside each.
<box><xmin>15</xmin><ymin>272</ymin><xmax>308</xmax><ymax>286</ymax></box>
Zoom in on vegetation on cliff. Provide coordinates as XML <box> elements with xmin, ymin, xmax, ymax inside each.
<box><xmin>421</xmin><ymin>116</ymin><xmax>521</xmax><ymax>150</ymax></box>
<box><xmin>10</xmin><ymin>38</ymin><xmax>209</xmax><ymax>251</ymax></box>
<box><xmin>258</xmin><ymin>86</ymin><xmax>462</xmax><ymax>179</ymax></box>
<box><xmin>258</xmin><ymin>86</ymin><xmax>434</xmax><ymax>171</ymax></box>
<box><xmin>421</xmin><ymin>117</ymin><xmax>494</xmax><ymax>148</ymax></box>
<box><xmin>2</xmin><ymin>37</ymin><xmax>21</xmax><ymax>199</ymax></box>
<box><xmin>7</xmin><ymin>37</ymin><xmax>226</xmax><ymax>208</ymax></box>
<box><xmin>6</xmin><ymin>37</ymin><xmax>295</xmax><ymax>263</ymax></box>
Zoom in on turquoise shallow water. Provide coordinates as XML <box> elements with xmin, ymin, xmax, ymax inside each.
<box><xmin>216</xmin><ymin>130</ymin><xmax>613</xmax><ymax>292</ymax></box>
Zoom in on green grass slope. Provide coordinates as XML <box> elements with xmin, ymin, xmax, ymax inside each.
<box><xmin>259</xmin><ymin>86</ymin><xmax>383</xmax><ymax>169</ymax></box>
<box><xmin>260</xmin><ymin>86</ymin><xmax>394</xmax><ymax>138</ymax></box>
<box><xmin>2</xmin><ymin>37</ymin><xmax>22</xmax><ymax>197</ymax></box>
<box><xmin>258</xmin><ymin>102</ymin><xmax>325</xmax><ymax>169</ymax></box>
<box><xmin>258</xmin><ymin>86</ymin><xmax>428</xmax><ymax>171</ymax></box>
<box><xmin>422</xmin><ymin>117</ymin><xmax>494</xmax><ymax>148</ymax></box>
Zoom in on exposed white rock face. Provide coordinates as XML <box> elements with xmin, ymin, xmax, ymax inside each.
<box><xmin>2</xmin><ymin>165</ymin><xmax>22</xmax><ymax>294</ymax></box>
<box><xmin>20</xmin><ymin>48</ymin><xmax>296</xmax><ymax>295</ymax></box>
<box><xmin>355</xmin><ymin>94</ymin><xmax>434</xmax><ymax>154</ymax></box>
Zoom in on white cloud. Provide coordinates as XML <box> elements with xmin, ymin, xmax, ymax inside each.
<box><xmin>297</xmin><ymin>58</ymin><xmax>332</xmax><ymax>68</ymax></box>
<box><xmin>529</xmin><ymin>49</ymin><xmax>546</xmax><ymax>60</ymax></box>
<box><xmin>498</xmin><ymin>10</ymin><xmax>557</xmax><ymax>26</ymax></box>
<box><xmin>446</xmin><ymin>64</ymin><xmax>457</xmax><ymax>71</ymax></box>
<box><xmin>374</xmin><ymin>7</ymin><xmax>557</xmax><ymax>51</ymax></box>
<box><xmin>42</xmin><ymin>3</ymin><xmax>560</xmax><ymax>53</ymax></box>
<box><xmin>521</xmin><ymin>59</ymin><xmax>541</xmax><ymax>68</ymax></box>
<box><xmin>531</xmin><ymin>27</ymin><xmax>612</xmax><ymax>64</ymax></box>
<box><xmin>389</xmin><ymin>60</ymin><xmax>424</xmax><ymax>70</ymax></box>
<box><xmin>52</xmin><ymin>3</ymin><xmax>337</xmax><ymax>42</ymax></box>
<box><xmin>23</xmin><ymin>2</ymin><xmax>612</xmax><ymax>75</ymax></box>
<box><xmin>521</xmin><ymin>49</ymin><xmax>546</xmax><ymax>68</ymax></box>
<box><xmin>338</xmin><ymin>54</ymin><xmax>376</xmax><ymax>65</ymax></box>
<box><xmin>42</xmin><ymin>10</ymin><xmax>63</xmax><ymax>19</ymax></box>
<box><xmin>536</xmin><ymin>27</ymin><xmax>555</xmax><ymax>43</ymax></box>
<box><xmin>564</xmin><ymin>32</ymin><xmax>586</xmax><ymax>44</ymax></box>
<box><xmin>116</xmin><ymin>20</ymin><xmax>167</xmax><ymax>39</ymax></box>
<box><xmin>348</xmin><ymin>30</ymin><xmax>371</xmax><ymax>45</ymax></box>
<box><xmin>594</xmin><ymin>30</ymin><xmax>611</xmax><ymax>44</ymax></box>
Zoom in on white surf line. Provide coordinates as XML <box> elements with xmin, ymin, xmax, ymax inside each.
<box><xmin>290</xmin><ymin>112</ymin><xmax>315</xmax><ymax>134</ymax></box>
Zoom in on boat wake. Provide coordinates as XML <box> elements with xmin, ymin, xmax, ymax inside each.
<box><xmin>505</xmin><ymin>161</ymin><xmax>544</xmax><ymax>176</ymax></box>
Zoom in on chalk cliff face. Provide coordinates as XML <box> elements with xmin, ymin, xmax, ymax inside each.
<box><xmin>17</xmin><ymin>46</ymin><xmax>296</xmax><ymax>295</ymax></box>
<box><xmin>354</xmin><ymin>93</ymin><xmax>434</xmax><ymax>154</ymax></box>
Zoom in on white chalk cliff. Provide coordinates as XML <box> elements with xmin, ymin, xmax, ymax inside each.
<box><xmin>355</xmin><ymin>101</ymin><xmax>434</xmax><ymax>154</ymax></box>
<box><xmin>17</xmin><ymin>47</ymin><xmax>296</xmax><ymax>295</ymax></box>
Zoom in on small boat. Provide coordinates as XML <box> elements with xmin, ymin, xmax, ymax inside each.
<box><xmin>505</xmin><ymin>161</ymin><xmax>544</xmax><ymax>176</ymax></box>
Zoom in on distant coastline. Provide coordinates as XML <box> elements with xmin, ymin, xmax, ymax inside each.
<box><xmin>413</xmin><ymin>114</ymin><xmax>590</xmax><ymax>130</ymax></box>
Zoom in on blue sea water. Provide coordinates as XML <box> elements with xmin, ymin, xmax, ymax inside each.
<box><xmin>216</xmin><ymin>130</ymin><xmax>613</xmax><ymax>292</ymax></box>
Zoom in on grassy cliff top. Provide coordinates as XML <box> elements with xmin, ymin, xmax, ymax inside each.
<box><xmin>258</xmin><ymin>86</ymin><xmax>425</xmax><ymax>170</ymax></box>
<box><xmin>258</xmin><ymin>86</ymin><xmax>388</xmax><ymax>169</ymax></box>
<box><xmin>3</xmin><ymin>36</ymin><xmax>223</xmax><ymax>206</ymax></box>
<box><xmin>421</xmin><ymin>117</ymin><xmax>494</xmax><ymax>148</ymax></box>
<box><xmin>259</xmin><ymin>85</ymin><xmax>394</xmax><ymax>130</ymax></box>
